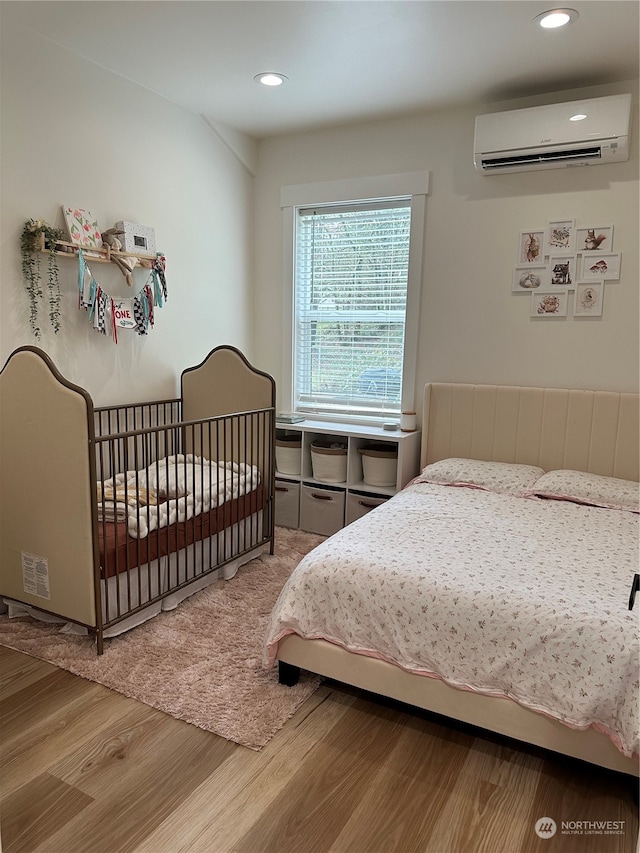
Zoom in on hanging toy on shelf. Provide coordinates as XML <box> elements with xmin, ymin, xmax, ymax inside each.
<box><xmin>101</xmin><ymin>227</ymin><xmax>138</xmax><ymax>286</ymax></box>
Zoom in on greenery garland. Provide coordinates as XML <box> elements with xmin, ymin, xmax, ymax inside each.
<box><xmin>20</xmin><ymin>218</ymin><xmax>66</xmax><ymax>339</ymax></box>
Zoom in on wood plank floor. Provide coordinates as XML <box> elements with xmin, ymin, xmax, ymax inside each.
<box><xmin>1</xmin><ymin>645</ymin><xmax>637</xmax><ymax>853</ymax></box>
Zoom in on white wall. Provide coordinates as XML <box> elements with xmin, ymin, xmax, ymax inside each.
<box><xmin>3</xmin><ymin>20</ymin><xmax>636</xmax><ymax>413</ymax></box>
<box><xmin>254</xmin><ymin>81</ymin><xmax>639</xmax><ymax>412</ymax></box>
<box><xmin>0</xmin><ymin>19</ymin><xmax>256</xmax><ymax>405</ymax></box>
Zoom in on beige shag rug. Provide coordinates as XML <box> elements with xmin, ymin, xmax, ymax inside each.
<box><xmin>0</xmin><ymin>527</ymin><xmax>325</xmax><ymax>750</ymax></box>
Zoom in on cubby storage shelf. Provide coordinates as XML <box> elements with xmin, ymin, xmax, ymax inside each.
<box><xmin>274</xmin><ymin>418</ymin><xmax>421</xmax><ymax>535</ymax></box>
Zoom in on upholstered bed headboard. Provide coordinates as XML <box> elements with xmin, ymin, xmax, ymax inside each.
<box><xmin>421</xmin><ymin>383</ymin><xmax>639</xmax><ymax>482</ymax></box>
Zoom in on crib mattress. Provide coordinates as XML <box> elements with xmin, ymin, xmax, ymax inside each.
<box><xmin>99</xmin><ymin>486</ymin><xmax>264</xmax><ymax>578</ymax></box>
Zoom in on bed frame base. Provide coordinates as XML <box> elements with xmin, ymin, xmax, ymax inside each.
<box><xmin>276</xmin><ymin>634</ymin><xmax>639</xmax><ymax>778</ymax></box>
<box><xmin>278</xmin><ymin>660</ymin><xmax>301</xmax><ymax>686</ymax></box>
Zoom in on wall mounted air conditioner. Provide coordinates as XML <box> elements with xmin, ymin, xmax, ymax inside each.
<box><xmin>474</xmin><ymin>94</ymin><xmax>632</xmax><ymax>174</ymax></box>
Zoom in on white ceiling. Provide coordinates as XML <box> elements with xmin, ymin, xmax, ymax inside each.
<box><xmin>3</xmin><ymin>1</ymin><xmax>638</xmax><ymax>138</ymax></box>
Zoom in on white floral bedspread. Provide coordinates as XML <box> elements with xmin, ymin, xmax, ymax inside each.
<box><xmin>265</xmin><ymin>483</ymin><xmax>639</xmax><ymax>757</ymax></box>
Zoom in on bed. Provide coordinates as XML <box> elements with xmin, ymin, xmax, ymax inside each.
<box><xmin>265</xmin><ymin>382</ymin><xmax>639</xmax><ymax>777</ymax></box>
<box><xmin>0</xmin><ymin>345</ymin><xmax>275</xmax><ymax>654</ymax></box>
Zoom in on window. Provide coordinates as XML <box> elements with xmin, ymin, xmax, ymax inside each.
<box><xmin>281</xmin><ymin>172</ymin><xmax>429</xmax><ymax>423</ymax></box>
<box><xmin>295</xmin><ymin>201</ymin><xmax>410</xmax><ymax>418</ymax></box>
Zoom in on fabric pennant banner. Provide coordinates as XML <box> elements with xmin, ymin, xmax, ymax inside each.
<box><xmin>77</xmin><ymin>249</ymin><xmax>167</xmax><ymax>343</ymax></box>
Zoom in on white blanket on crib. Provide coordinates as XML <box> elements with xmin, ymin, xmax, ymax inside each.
<box><xmin>99</xmin><ymin>454</ymin><xmax>260</xmax><ymax>539</ymax></box>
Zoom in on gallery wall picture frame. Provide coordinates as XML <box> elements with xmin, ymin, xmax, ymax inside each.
<box><xmin>514</xmin><ymin>220</ymin><xmax>619</xmax><ymax>321</ymax></box>
<box><xmin>544</xmin><ymin>219</ymin><xmax>576</xmax><ymax>254</ymax></box>
<box><xmin>574</xmin><ymin>282</ymin><xmax>604</xmax><ymax>318</ymax></box>
<box><xmin>548</xmin><ymin>255</ymin><xmax>576</xmax><ymax>289</ymax></box>
<box><xmin>575</xmin><ymin>225</ymin><xmax>614</xmax><ymax>255</ymax></box>
<box><xmin>512</xmin><ymin>265</ymin><xmax>547</xmax><ymax>292</ymax></box>
<box><xmin>579</xmin><ymin>252</ymin><xmax>621</xmax><ymax>281</ymax></box>
<box><xmin>517</xmin><ymin>230</ymin><xmax>545</xmax><ymax>264</ymax></box>
<box><xmin>531</xmin><ymin>291</ymin><xmax>568</xmax><ymax>318</ymax></box>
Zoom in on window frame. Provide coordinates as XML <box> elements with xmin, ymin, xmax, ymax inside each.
<box><xmin>281</xmin><ymin>172</ymin><xmax>430</xmax><ymax>424</ymax></box>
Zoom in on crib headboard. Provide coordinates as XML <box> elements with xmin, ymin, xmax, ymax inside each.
<box><xmin>0</xmin><ymin>347</ymin><xmax>99</xmax><ymax>626</ymax></box>
<box><xmin>421</xmin><ymin>382</ymin><xmax>639</xmax><ymax>482</ymax></box>
<box><xmin>181</xmin><ymin>345</ymin><xmax>276</xmax><ymax>479</ymax></box>
<box><xmin>181</xmin><ymin>346</ymin><xmax>275</xmax><ymax>421</ymax></box>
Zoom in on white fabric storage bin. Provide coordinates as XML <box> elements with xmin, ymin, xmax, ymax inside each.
<box><xmin>300</xmin><ymin>484</ymin><xmax>345</xmax><ymax>536</ymax></box>
<box><xmin>346</xmin><ymin>492</ymin><xmax>389</xmax><ymax>525</ymax></box>
<box><xmin>275</xmin><ymin>480</ymin><xmax>300</xmax><ymax>529</ymax></box>
<box><xmin>276</xmin><ymin>436</ymin><xmax>302</xmax><ymax>476</ymax></box>
<box><xmin>310</xmin><ymin>441</ymin><xmax>348</xmax><ymax>483</ymax></box>
<box><xmin>359</xmin><ymin>443</ymin><xmax>398</xmax><ymax>488</ymax></box>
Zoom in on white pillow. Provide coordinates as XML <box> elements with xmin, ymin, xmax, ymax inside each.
<box><xmin>530</xmin><ymin>469</ymin><xmax>640</xmax><ymax>513</ymax></box>
<box><xmin>419</xmin><ymin>458</ymin><xmax>545</xmax><ymax>496</ymax></box>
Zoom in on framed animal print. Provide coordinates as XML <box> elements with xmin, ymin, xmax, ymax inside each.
<box><xmin>517</xmin><ymin>230</ymin><xmax>545</xmax><ymax>264</ymax></box>
<box><xmin>512</xmin><ymin>265</ymin><xmax>546</xmax><ymax>292</ymax></box>
<box><xmin>576</xmin><ymin>225</ymin><xmax>614</xmax><ymax>255</ymax></box>
<box><xmin>574</xmin><ymin>282</ymin><xmax>604</xmax><ymax>318</ymax></box>
<box><xmin>531</xmin><ymin>291</ymin><xmax>568</xmax><ymax>318</ymax></box>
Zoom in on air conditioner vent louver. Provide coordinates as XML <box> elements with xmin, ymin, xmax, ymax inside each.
<box><xmin>482</xmin><ymin>146</ymin><xmax>602</xmax><ymax>170</ymax></box>
<box><xmin>473</xmin><ymin>94</ymin><xmax>631</xmax><ymax>175</ymax></box>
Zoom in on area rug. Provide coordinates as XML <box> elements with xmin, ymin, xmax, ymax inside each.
<box><xmin>0</xmin><ymin>527</ymin><xmax>325</xmax><ymax>750</ymax></box>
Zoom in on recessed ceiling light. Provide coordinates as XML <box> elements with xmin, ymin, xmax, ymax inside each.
<box><xmin>254</xmin><ymin>72</ymin><xmax>288</xmax><ymax>87</ymax></box>
<box><xmin>534</xmin><ymin>8</ymin><xmax>579</xmax><ymax>28</ymax></box>
<box><xmin>570</xmin><ymin>113</ymin><xmax>587</xmax><ymax>121</ymax></box>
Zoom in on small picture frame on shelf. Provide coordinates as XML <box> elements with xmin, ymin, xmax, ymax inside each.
<box><xmin>531</xmin><ymin>291</ymin><xmax>568</xmax><ymax>318</ymax></box>
<box><xmin>579</xmin><ymin>252</ymin><xmax>621</xmax><ymax>281</ymax></box>
<box><xmin>575</xmin><ymin>225</ymin><xmax>613</xmax><ymax>254</ymax></box>
<box><xmin>517</xmin><ymin>230</ymin><xmax>545</xmax><ymax>264</ymax></box>
<box><xmin>115</xmin><ymin>220</ymin><xmax>156</xmax><ymax>256</ymax></box>
<box><xmin>544</xmin><ymin>219</ymin><xmax>575</xmax><ymax>254</ymax></box>
<box><xmin>512</xmin><ymin>265</ymin><xmax>546</xmax><ymax>292</ymax></box>
<box><xmin>548</xmin><ymin>255</ymin><xmax>576</xmax><ymax>289</ymax></box>
<box><xmin>574</xmin><ymin>282</ymin><xmax>604</xmax><ymax>317</ymax></box>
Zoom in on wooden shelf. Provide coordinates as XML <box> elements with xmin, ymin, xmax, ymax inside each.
<box><xmin>38</xmin><ymin>234</ymin><xmax>157</xmax><ymax>268</ymax></box>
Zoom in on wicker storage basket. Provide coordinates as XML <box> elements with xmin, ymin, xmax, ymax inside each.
<box><xmin>359</xmin><ymin>443</ymin><xmax>398</xmax><ymax>488</ymax></box>
<box><xmin>310</xmin><ymin>441</ymin><xmax>348</xmax><ymax>483</ymax></box>
<box><xmin>276</xmin><ymin>435</ymin><xmax>302</xmax><ymax>476</ymax></box>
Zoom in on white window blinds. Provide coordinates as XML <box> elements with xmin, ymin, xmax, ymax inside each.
<box><xmin>294</xmin><ymin>201</ymin><xmax>411</xmax><ymax>418</ymax></box>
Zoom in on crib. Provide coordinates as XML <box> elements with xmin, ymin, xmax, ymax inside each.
<box><xmin>0</xmin><ymin>345</ymin><xmax>275</xmax><ymax>653</ymax></box>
